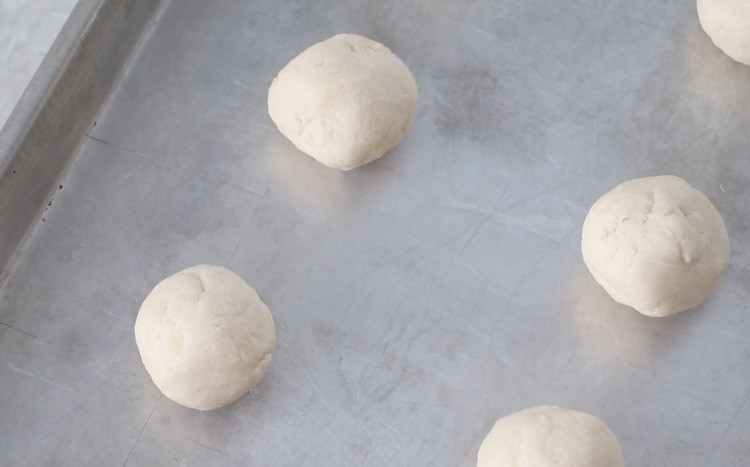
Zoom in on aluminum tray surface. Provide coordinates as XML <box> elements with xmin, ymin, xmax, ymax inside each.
<box><xmin>2</xmin><ymin>0</ymin><xmax>749</xmax><ymax>465</ymax></box>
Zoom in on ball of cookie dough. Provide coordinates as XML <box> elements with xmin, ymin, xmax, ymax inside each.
<box><xmin>697</xmin><ymin>0</ymin><xmax>750</xmax><ymax>66</ymax></box>
<box><xmin>134</xmin><ymin>265</ymin><xmax>276</xmax><ymax>410</ymax></box>
<box><xmin>477</xmin><ymin>405</ymin><xmax>624</xmax><ymax>467</ymax></box>
<box><xmin>267</xmin><ymin>33</ymin><xmax>418</xmax><ymax>170</ymax></box>
<box><xmin>581</xmin><ymin>176</ymin><xmax>730</xmax><ymax>317</ymax></box>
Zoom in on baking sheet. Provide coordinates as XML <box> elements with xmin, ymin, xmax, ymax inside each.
<box><xmin>1</xmin><ymin>0</ymin><xmax>749</xmax><ymax>465</ymax></box>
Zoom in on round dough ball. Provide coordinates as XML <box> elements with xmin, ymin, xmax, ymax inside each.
<box><xmin>267</xmin><ymin>33</ymin><xmax>418</xmax><ymax>170</ymax></box>
<box><xmin>134</xmin><ymin>265</ymin><xmax>276</xmax><ymax>410</ymax></box>
<box><xmin>581</xmin><ymin>176</ymin><xmax>730</xmax><ymax>317</ymax></box>
<box><xmin>477</xmin><ymin>405</ymin><xmax>624</xmax><ymax>467</ymax></box>
<box><xmin>697</xmin><ymin>0</ymin><xmax>750</xmax><ymax>65</ymax></box>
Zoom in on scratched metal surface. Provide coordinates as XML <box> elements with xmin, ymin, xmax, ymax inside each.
<box><xmin>1</xmin><ymin>0</ymin><xmax>750</xmax><ymax>465</ymax></box>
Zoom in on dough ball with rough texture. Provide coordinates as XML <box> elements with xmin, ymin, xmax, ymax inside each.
<box><xmin>477</xmin><ymin>405</ymin><xmax>624</xmax><ymax>467</ymax></box>
<box><xmin>697</xmin><ymin>0</ymin><xmax>750</xmax><ymax>65</ymax></box>
<box><xmin>581</xmin><ymin>175</ymin><xmax>730</xmax><ymax>317</ymax></box>
<box><xmin>268</xmin><ymin>33</ymin><xmax>418</xmax><ymax>170</ymax></box>
<box><xmin>134</xmin><ymin>265</ymin><xmax>276</xmax><ymax>410</ymax></box>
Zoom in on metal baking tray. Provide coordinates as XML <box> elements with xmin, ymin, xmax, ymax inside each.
<box><xmin>1</xmin><ymin>0</ymin><xmax>749</xmax><ymax>465</ymax></box>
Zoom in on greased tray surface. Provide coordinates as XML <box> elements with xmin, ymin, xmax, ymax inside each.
<box><xmin>2</xmin><ymin>0</ymin><xmax>749</xmax><ymax>465</ymax></box>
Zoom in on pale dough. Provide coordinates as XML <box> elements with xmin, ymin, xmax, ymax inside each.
<box><xmin>267</xmin><ymin>34</ymin><xmax>418</xmax><ymax>170</ymax></box>
<box><xmin>581</xmin><ymin>175</ymin><xmax>730</xmax><ymax>317</ymax></box>
<box><xmin>477</xmin><ymin>405</ymin><xmax>624</xmax><ymax>467</ymax></box>
<box><xmin>134</xmin><ymin>265</ymin><xmax>276</xmax><ymax>411</ymax></box>
<box><xmin>697</xmin><ymin>0</ymin><xmax>750</xmax><ymax>66</ymax></box>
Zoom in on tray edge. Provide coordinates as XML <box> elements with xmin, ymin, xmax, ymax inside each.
<box><xmin>0</xmin><ymin>0</ymin><xmax>165</xmax><ymax>284</ymax></box>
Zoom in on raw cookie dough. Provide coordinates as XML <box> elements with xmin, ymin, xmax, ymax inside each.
<box><xmin>134</xmin><ymin>265</ymin><xmax>276</xmax><ymax>410</ymax></box>
<box><xmin>581</xmin><ymin>175</ymin><xmax>730</xmax><ymax>317</ymax></box>
<box><xmin>477</xmin><ymin>405</ymin><xmax>624</xmax><ymax>467</ymax></box>
<box><xmin>697</xmin><ymin>0</ymin><xmax>750</xmax><ymax>66</ymax></box>
<box><xmin>268</xmin><ymin>33</ymin><xmax>418</xmax><ymax>170</ymax></box>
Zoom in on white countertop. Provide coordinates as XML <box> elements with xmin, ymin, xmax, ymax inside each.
<box><xmin>0</xmin><ymin>0</ymin><xmax>77</xmax><ymax>128</ymax></box>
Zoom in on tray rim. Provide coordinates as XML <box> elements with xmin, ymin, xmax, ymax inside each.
<box><xmin>0</xmin><ymin>0</ymin><xmax>165</xmax><ymax>284</ymax></box>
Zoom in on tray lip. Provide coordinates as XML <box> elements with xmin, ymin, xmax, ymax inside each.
<box><xmin>0</xmin><ymin>0</ymin><xmax>98</xmax><ymax>173</ymax></box>
<box><xmin>0</xmin><ymin>0</ymin><xmax>165</xmax><ymax>284</ymax></box>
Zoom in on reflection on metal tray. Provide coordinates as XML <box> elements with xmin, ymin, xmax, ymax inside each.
<box><xmin>1</xmin><ymin>0</ymin><xmax>749</xmax><ymax>465</ymax></box>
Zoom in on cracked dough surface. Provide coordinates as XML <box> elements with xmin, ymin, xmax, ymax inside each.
<box><xmin>267</xmin><ymin>33</ymin><xmax>418</xmax><ymax>170</ymax></box>
<box><xmin>477</xmin><ymin>405</ymin><xmax>624</xmax><ymax>467</ymax></box>
<box><xmin>135</xmin><ymin>265</ymin><xmax>276</xmax><ymax>410</ymax></box>
<box><xmin>697</xmin><ymin>0</ymin><xmax>750</xmax><ymax>66</ymax></box>
<box><xmin>581</xmin><ymin>175</ymin><xmax>730</xmax><ymax>317</ymax></box>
